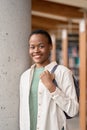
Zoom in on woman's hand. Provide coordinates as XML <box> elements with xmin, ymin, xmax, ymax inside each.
<box><xmin>40</xmin><ymin>70</ymin><xmax>56</xmax><ymax>92</ymax></box>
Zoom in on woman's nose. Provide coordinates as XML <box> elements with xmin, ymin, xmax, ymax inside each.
<box><xmin>34</xmin><ymin>47</ymin><xmax>39</xmax><ymax>52</ymax></box>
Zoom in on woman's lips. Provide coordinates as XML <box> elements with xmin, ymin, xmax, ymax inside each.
<box><xmin>33</xmin><ymin>55</ymin><xmax>41</xmax><ymax>58</ymax></box>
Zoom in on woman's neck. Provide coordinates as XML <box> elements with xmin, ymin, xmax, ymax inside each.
<box><xmin>35</xmin><ymin>60</ymin><xmax>50</xmax><ymax>68</ymax></box>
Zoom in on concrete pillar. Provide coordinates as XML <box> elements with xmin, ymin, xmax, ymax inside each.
<box><xmin>0</xmin><ymin>0</ymin><xmax>31</xmax><ymax>130</ymax></box>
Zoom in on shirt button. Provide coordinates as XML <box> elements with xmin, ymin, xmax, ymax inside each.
<box><xmin>38</xmin><ymin>103</ymin><xmax>41</xmax><ymax>106</ymax></box>
<box><xmin>38</xmin><ymin>115</ymin><xmax>40</xmax><ymax>118</ymax></box>
<box><xmin>52</xmin><ymin>94</ymin><xmax>54</xmax><ymax>97</ymax></box>
<box><xmin>39</xmin><ymin>92</ymin><xmax>42</xmax><ymax>95</ymax></box>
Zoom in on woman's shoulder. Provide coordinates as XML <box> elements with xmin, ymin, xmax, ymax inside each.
<box><xmin>58</xmin><ymin>64</ymin><xmax>70</xmax><ymax>70</ymax></box>
<box><xmin>21</xmin><ymin>64</ymin><xmax>35</xmax><ymax>78</ymax></box>
<box><xmin>20</xmin><ymin>68</ymin><xmax>31</xmax><ymax>80</ymax></box>
<box><xmin>56</xmin><ymin>64</ymin><xmax>71</xmax><ymax>74</ymax></box>
<box><xmin>21</xmin><ymin>69</ymin><xmax>30</xmax><ymax>77</ymax></box>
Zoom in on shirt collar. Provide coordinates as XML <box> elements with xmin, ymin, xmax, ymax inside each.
<box><xmin>30</xmin><ymin>61</ymin><xmax>57</xmax><ymax>71</ymax></box>
<box><xmin>45</xmin><ymin>61</ymin><xmax>57</xmax><ymax>71</ymax></box>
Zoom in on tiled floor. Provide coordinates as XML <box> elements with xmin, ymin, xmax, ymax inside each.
<box><xmin>67</xmin><ymin>115</ymin><xmax>80</xmax><ymax>130</ymax></box>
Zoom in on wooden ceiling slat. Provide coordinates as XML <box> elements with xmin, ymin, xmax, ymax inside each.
<box><xmin>32</xmin><ymin>15</ymin><xmax>68</xmax><ymax>25</ymax></box>
<box><xmin>32</xmin><ymin>16</ymin><xmax>58</xmax><ymax>30</ymax></box>
<box><xmin>32</xmin><ymin>15</ymin><xmax>79</xmax><ymax>31</ymax></box>
<box><xmin>32</xmin><ymin>0</ymin><xmax>83</xmax><ymax>19</ymax></box>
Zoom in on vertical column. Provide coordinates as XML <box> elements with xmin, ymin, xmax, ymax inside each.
<box><xmin>51</xmin><ymin>34</ymin><xmax>56</xmax><ymax>61</ymax></box>
<box><xmin>0</xmin><ymin>0</ymin><xmax>31</xmax><ymax>130</ymax></box>
<box><xmin>79</xmin><ymin>19</ymin><xmax>87</xmax><ymax>130</ymax></box>
<box><xmin>62</xmin><ymin>30</ymin><xmax>68</xmax><ymax>67</ymax></box>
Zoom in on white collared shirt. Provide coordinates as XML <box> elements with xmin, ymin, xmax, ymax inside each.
<box><xmin>19</xmin><ymin>61</ymin><xmax>79</xmax><ymax>130</ymax></box>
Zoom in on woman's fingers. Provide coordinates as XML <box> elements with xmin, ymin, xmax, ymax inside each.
<box><xmin>40</xmin><ymin>70</ymin><xmax>55</xmax><ymax>80</ymax></box>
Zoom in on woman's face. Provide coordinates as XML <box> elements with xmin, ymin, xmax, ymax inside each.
<box><xmin>29</xmin><ymin>34</ymin><xmax>52</xmax><ymax>67</ymax></box>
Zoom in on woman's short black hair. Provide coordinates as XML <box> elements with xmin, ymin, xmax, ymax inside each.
<box><xmin>29</xmin><ymin>29</ymin><xmax>52</xmax><ymax>45</ymax></box>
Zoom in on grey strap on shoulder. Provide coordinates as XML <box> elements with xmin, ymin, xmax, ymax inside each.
<box><xmin>51</xmin><ymin>64</ymin><xmax>58</xmax><ymax>73</ymax></box>
<box><xmin>51</xmin><ymin>64</ymin><xmax>58</xmax><ymax>87</ymax></box>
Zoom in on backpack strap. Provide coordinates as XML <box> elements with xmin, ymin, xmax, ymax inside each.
<box><xmin>51</xmin><ymin>64</ymin><xmax>58</xmax><ymax>73</ymax></box>
<box><xmin>51</xmin><ymin>64</ymin><xmax>58</xmax><ymax>87</ymax></box>
<box><xmin>51</xmin><ymin>64</ymin><xmax>79</xmax><ymax>119</ymax></box>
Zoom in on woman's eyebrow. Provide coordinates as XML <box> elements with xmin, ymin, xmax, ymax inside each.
<box><xmin>38</xmin><ymin>42</ymin><xmax>45</xmax><ymax>45</ymax></box>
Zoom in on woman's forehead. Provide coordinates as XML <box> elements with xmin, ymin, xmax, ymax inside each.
<box><xmin>29</xmin><ymin>34</ymin><xmax>48</xmax><ymax>43</ymax></box>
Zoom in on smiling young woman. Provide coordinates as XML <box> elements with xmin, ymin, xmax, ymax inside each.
<box><xmin>19</xmin><ymin>29</ymin><xmax>79</xmax><ymax>130</ymax></box>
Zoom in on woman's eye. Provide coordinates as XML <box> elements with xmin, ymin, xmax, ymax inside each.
<box><xmin>39</xmin><ymin>45</ymin><xmax>44</xmax><ymax>48</ymax></box>
<box><xmin>29</xmin><ymin>46</ymin><xmax>35</xmax><ymax>49</ymax></box>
